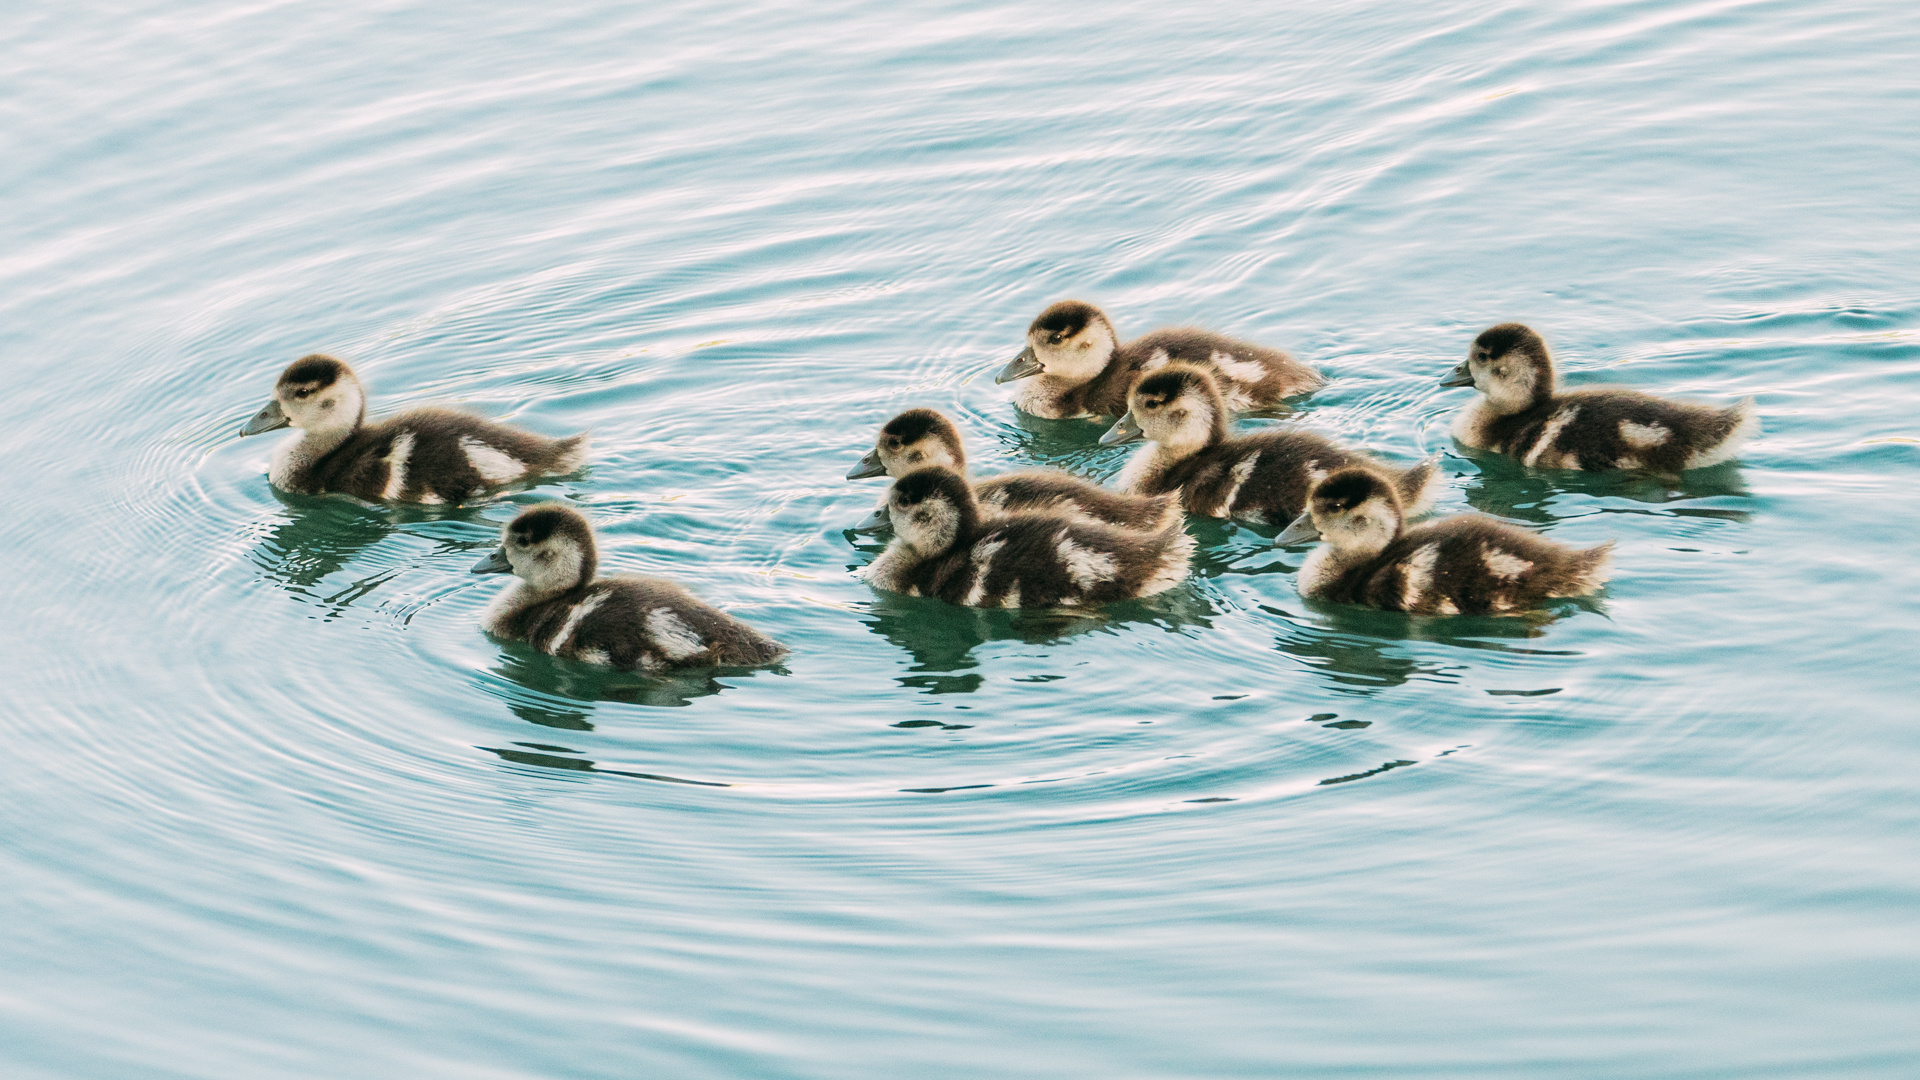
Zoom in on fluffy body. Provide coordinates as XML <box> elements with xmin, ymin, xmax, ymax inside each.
<box><xmin>1294</xmin><ymin>469</ymin><xmax>1612</xmax><ymax>616</ymax></box>
<box><xmin>1448</xmin><ymin>324</ymin><xmax>1757</xmax><ymax>472</ymax></box>
<box><xmin>251</xmin><ymin>354</ymin><xmax>588</xmax><ymax>504</ymax></box>
<box><xmin>1114</xmin><ymin>365</ymin><xmax>1439</xmax><ymax>523</ymax></box>
<box><xmin>861</xmin><ymin>467</ymin><xmax>1194</xmax><ymax>608</ymax></box>
<box><xmin>478</xmin><ymin>505</ymin><xmax>784</xmax><ymax>671</ymax></box>
<box><xmin>1008</xmin><ymin>301</ymin><xmax>1322</xmax><ymax>419</ymax></box>
<box><xmin>860</xmin><ymin>408</ymin><xmax>1179</xmax><ymax>530</ymax></box>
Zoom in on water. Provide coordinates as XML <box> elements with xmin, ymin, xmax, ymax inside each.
<box><xmin>5</xmin><ymin>1</ymin><xmax>1918</xmax><ymax>1075</ymax></box>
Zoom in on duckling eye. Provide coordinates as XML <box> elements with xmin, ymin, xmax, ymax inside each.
<box><xmin>293</xmin><ymin>389</ymin><xmax>312</xmax><ymax>399</ymax></box>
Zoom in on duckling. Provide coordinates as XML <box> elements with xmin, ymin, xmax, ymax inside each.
<box><xmin>1276</xmin><ymin>468</ymin><xmax>1613</xmax><ymax>615</ymax></box>
<box><xmin>471</xmin><ymin>504</ymin><xmax>786</xmax><ymax>671</ymax></box>
<box><xmin>847</xmin><ymin>408</ymin><xmax>1180</xmax><ymax>532</ymax></box>
<box><xmin>860</xmin><ymin>467</ymin><xmax>1195</xmax><ymax>608</ymax></box>
<box><xmin>994</xmin><ymin>299</ymin><xmax>1323</xmax><ymax>419</ymax></box>
<box><xmin>1443</xmin><ymin>323</ymin><xmax>1758</xmax><ymax>472</ymax></box>
<box><xmin>1100</xmin><ymin>364</ymin><xmax>1441</xmax><ymax>525</ymax></box>
<box><xmin>239</xmin><ymin>354</ymin><xmax>588</xmax><ymax>504</ymax></box>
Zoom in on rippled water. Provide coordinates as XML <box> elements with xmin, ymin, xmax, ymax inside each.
<box><xmin>6</xmin><ymin>1</ymin><xmax>1919</xmax><ymax>1076</ymax></box>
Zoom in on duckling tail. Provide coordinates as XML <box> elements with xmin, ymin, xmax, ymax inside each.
<box><xmin>1148</xmin><ymin>492</ymin><xmax>1183</xmax><ymax>530</ymax></box>
<box><xmin>1573</xmin><ymin>539</ymin><xmax>1615</xmax><ymax>592</ymax></box>
<box><xmin>552</xmin><ymin>432</ymin><xmax>591</xmax><ymax>475</ymax></box>
<box><xmin>1685</xmin><ymin>396</ymin><xmax>1759</xmax><ymax>470</ymax></box>
<box><xmin>1394</xmin><ymin>455</ymin><xmax>1445</xmax><ymax>518</ymax></box>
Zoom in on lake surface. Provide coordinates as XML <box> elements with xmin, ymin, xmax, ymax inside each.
<box><xmin>4</xmin><ymin>1</ymin><xmax>1918</xmax><ymax>1076</ymax></box>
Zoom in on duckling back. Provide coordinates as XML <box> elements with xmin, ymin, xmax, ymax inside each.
<box><xmin>979</xmin><ymin>471</ymin><xmax>1182</xmax><ymax>531</ymax></box>
<box><xmin>1143</xmin><ymin>429</ymin><xmax>1433</xmax><ymax>524</ymax></box>
<box><xmin>1126</xmin><ymin>327</ymin><xmax>1323</xmax><ymax>413</ymax></box>
<box><xmin>1467</xmin><ymin>389</ymin><xmax>1757</xmax><ymax>472</ymax></box>
<box><xmin>878</xmin><ymin>514</ymin><xmax>1196</xmax><ymax>608</ymax></box>
<box><xmin>315</xmin><ymin>410</ymin><xmax>588</xmax><ymax>504</ymax></box>
<box><xmin>1316</xmin><ymin>516</ymin><xmax>1612</xmax><ymax>615</ymax></box>
<box><xmin>503</xmin><ymin>575</ymin><xmax>786</xmax><ymax>671</ymax></box>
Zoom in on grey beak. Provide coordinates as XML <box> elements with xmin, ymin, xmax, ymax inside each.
<box><xmin>846</xmin><ymin>448</ymin><xmax>886</xmax><ymax>480</ymax></box>
<box><xmin>852</xmin><ymin>505</ymin><xmax>892</xmax><ymax>535</ymax></box>
<box><xmin>470</xmin><ymin>547</ymin><xmax>513</xmax><ymax>574</ymax></box>
<box><xmin>1098</xmin><ymin>412</ymin><xmax>1145</xmax><ymax>446</ymax></box>
<box><xmin>240</xmin><ymin>398</ymin><xmax>290</xmax><ymax>436</ymax></box>
<box><xmin>994</xmin><ymin>345</ymin><xmax>1043</xmax><ymax>384</ymax></box>
<box><xmin>1439</xmin><ymin>363</ymin><xmax>1475</xmax><ymax>389</ymax></box>
<box><xmin>1275</xmin><ymin>512</ymin><xmax>1322</xmax><ymax>547</ymax></box>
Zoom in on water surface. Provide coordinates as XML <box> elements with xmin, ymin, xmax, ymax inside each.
<box><xmin>4</xmin><ymin>1</ymin><xmax>1918</xmax><ymax>1076</ymax></box>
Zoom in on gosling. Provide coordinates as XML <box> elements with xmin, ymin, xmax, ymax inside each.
<box><xmin>860</xmin><ymin>467</ymin><xmax>1195</xmax><ymax>608</ymax></box>
<box><xmin>1443</xmin><ymin>323</ymin><xmax>1757</xmax><ymax>471</ymax></box>
<box><xmin>1101</xmin><ymin>364</ymin><xmax>1440</xmax><ymax>524</ymax></box>
<box><xmin>240</xmin><ymin>354</ymin><xmax>588</xmax><ymax>504</ymax></box>
<box><xmin>472</xmin><ymin>504</ymin><xmax>786</xmax><ymax>670</ymax></box>
<box><xmin>1277</xmin><ymin>468</ymin><xmax>1613</xmax><ymax>615</ymax></box>
<box><xmin>995</xmin><ymin>299</ymin><xmax>1322</xmax><ymax>419</ymax></box>
<box><xmin>848</xmin><ymin>408</ymin><xmax>1178</xmax><ymax>531</ymax></box>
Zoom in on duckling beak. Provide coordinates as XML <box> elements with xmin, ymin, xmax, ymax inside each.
<box><xmin>994</xmin><ymin>345</ymin><xmax>1042</xmax><ymax>384</ymax></box>
<box><xmin>240</xmin><ymin>399</ymin><xmax>290</xmax><ymax>436</ymax></box>
<box><xmin>1275</xmin><ymin>512</ymin><xmax>1322</xmax><ymax>547</ymax></box>
<box><xmin>1439</xmin><ymin>363</ymin><xmax>1475</xmax><ymax>388</ymax></box>
<box><xmin>1098</xmin><ymin>412</ymin><xmax>1145</xmax><ymax>446</ymax></box>
<box><xmin>846</xmin><ymin>448</ymin><xmax>886</xmax><ymax>480</ymax></box>
<box><xmin>852</xmin><ymin>505</ymin><xmax>892</xmax><ymax>535</ymax></box>
<box><xmin>470</xmin><ymin>547</ymin><xmax>513</xmax><ymax>574</ymax></box>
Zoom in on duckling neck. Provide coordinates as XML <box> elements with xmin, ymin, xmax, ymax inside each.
<box><xmin>481</xmin><ymin>579</ymin><xmax>540</xmax><ymax>634</ymax></box>
<box><xmin>269</xmin><ymin>422</ymin><xmax>356</xmax><ymax>490</ymax></box>
<box><xmin>1114</xmin><ymin>436</ymin><xmax>1206</xmax><ymax>495</ymax></box>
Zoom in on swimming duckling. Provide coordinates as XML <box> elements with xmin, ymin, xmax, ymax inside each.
<box><xmin>471</xmin><ymin>504</ymin><xmax>786</xmax><ymax>670</ymax></box>
<box><xmin>239</xmin><ymin>354</ymin><xmax>588</xmax><ymax>504</ymax></box>
<box><xmin>994</xmin><ymin>299</ymin><xmax>1323</xmax><ymax>419</ymax></box>
<box><xmin>1100</xmin><ymin>364</ymin><xmax>1441</xmax><ymax>524</ymax></box>
<box><xmin>1276</xmin><ymin>468</ymin><xmax>1613</xmax><ymax>615</ymax></box>
<box><xmin>1443</xmin><ymin>323</ymin><xmax>1758</xmax><ymax>472</ymax></box>
<box><xmin>847</xmin><ymin>408</ymin><xmax>1180</xmax><ymax>532</ymax></box>
<box><xmin>860</xmin><ymin>467</ymin><xmax>1195</xmax><ymax>608</ymax></box>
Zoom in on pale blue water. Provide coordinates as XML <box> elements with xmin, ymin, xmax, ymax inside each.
<box><xmin>4</xmin><ymin>1</ymin><xmax>1918</xmax><ymax>1076</ymax></box>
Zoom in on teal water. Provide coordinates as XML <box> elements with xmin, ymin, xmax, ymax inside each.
<box><xmin>5</xmin><ymin>1</ymin><xmax>1919</xmax><ymax>1076</ymax></box>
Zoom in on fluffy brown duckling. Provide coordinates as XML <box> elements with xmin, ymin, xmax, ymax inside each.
<box><xmin>1276</xmin><ymin>468</ymin><xmax>1613</xmax><ymax>615</ymax></box>
<box><xmin>240</xmin><ymin>354</ymin><xmax>588</xmax><ymax>504</ymax></box>
<box><xmin>1100</xmin><ymin>364</ymin><xmax>1440</xmax><ymax>524</ymax></box>
<box><xmin>847</xmin><ymin>408</ymin><xmax>1179</xmax><ymax>532</ymax></box>
<box><xmin>472</xmin><ymin>505</ymin><xmax>785</xmax><ymax>671</ymax></box>
<box><xmin>1443</xmin><ymin>323</ymin><xmax>1758</xmax><ymax>471</ymax></box>
<box><xmin>994</xmin><ymin>299</ymin><xmax>1323</xmax><ymax>419</ymax></box>
<box><xmin>859</xmin><ymin>467</ymin><xmax>1195</xmax><ymax>608</ymax></box>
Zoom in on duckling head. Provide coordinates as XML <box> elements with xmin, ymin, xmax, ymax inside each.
<box><xmin>1100</xmin><ymin>363</ymin><xmax>1230</xmax><ymax>451</ymax></box>
<box><xmin>886</xmin><ymin>466</ymin><xmax>978</xmax><ymax>556</ymax></box>
<box><xmin>1277</xmin><ymin>468</ymin><xmax>1404</xmax><ymax>556</ymax></box>
<box><xmin>471</xmin><ymin>504</ymin><xmax>597</xmax><ymax>596</ymax></box>
<box><xmin>241</xmin><ymin>354</ymin><xmax>368</xmax><ymax>438</ymax></box>
<box><xmin>848</xmin><ymin>408</ymin><xmax>968</xmax><ymax>480</ymax></box>
<box><xmin>1441</xmin><ymin>323</ymin><xmax>1554</xmax><ymax>415</ymax></box>
<box><xmin>995</xmin><ymin>300</ymin><xmax>1118</xmax><ymax>385</ymax></box>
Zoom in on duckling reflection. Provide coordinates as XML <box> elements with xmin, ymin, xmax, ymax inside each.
<box><xmin>859</xmin><ymin>586</ymin><xmax>1217</xmax><ymax>679</ymax></box>
<box><xmin>486</xmin><ymin>639</ymin><xmax>749</xmax><ymax>709</ymax></box>
<box><xmin>1265</xmin><ymin>600</ymin><xmax>1586</xmax><ymax>695</ymax></box>
<box><xmin>478</xmin><ymin>743</ymin><xmax>729</xmax><ymax>786</ymax></box>
<box><xmin>1455</xmin><ymin>447</ymin><xmax>1752</xmax><ymax>526</ymax></box>
<box><xmin>249</xmin><ymin>488</ymin><xmax>395</xmax><ymax>594</ymax></box>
